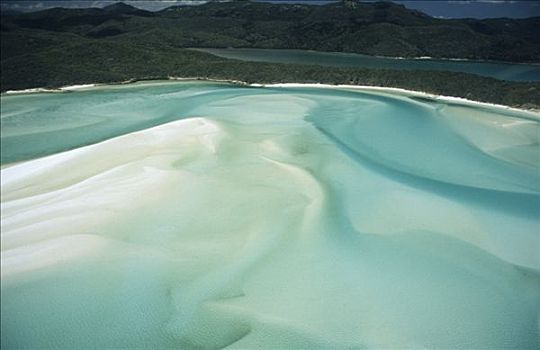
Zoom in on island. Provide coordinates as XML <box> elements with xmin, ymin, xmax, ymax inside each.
<box><xmin>2</xmin><ymin>0</ymin><xmax>539</xmax><ymax>108</ymax></box>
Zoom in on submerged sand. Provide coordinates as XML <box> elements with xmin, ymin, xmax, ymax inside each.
<box><xmin>1</xmin><ymin>82</ymin><xmax>539</xmax><ymax>348</ymax></box>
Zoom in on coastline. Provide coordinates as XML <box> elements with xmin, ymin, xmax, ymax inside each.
<box><xmin>2</xmin><ymin>77</ymin><xmax>539</xmax><ymax>115</ymax></box>
<box><xmin>3</xmin><ymin>84</ymin><xmax>98</xmax><ymax>95</ymax></box>
<box><xmin>192</xmin><ymin>48</ymin><xmax>540</xmax><ymax>66</ymax></box>
<box><xmin>256</xmin><ymin>83</ymin><xmax>540</xmax><ymax>117</ymax></box>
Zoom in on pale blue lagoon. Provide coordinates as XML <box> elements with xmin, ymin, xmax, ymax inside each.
<box><xmin>1</xmin><ymin>81</ymin><xmax>539</xmax><ymax>349</ymax></box>
<box><xmin>195</xmin><ymin>48</ymin><xmax>540</xmax><ymax>81</ymax></box>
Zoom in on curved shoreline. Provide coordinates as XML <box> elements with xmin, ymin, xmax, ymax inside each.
<box><xmin>3</xmin><ymin>78</ymin><xmax>539</xmax><ymax>116</ymax></box>
<box><xmin>257</xmin><ymin>83</ymin><xmax>540</xmax><ymax>118</ymax></box>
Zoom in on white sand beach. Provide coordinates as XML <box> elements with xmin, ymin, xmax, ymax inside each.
<box><xmin>1</xmin><ymin>81</ymin><xmax>539</xmax><ymax>349</ymax></box>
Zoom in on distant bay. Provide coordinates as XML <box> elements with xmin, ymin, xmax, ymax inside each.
<box><xmin>194</xmin><ymin>48</ymin><xmax>540</xmax><ymax>82</ymax></box>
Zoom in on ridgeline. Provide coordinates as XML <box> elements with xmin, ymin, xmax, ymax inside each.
<box><xmin>1</xmin><ymin>0</ymin><xmax>539</xmax><ymax>108</ymax></box>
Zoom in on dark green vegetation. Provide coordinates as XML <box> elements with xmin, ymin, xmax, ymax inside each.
<box><xmin>2</xmin><ymin>0</ymin><xmax>540</xmax><ymax>108</ymax></box>
<box><xmin>4</xmin><ymin>0</ymin><xmax>540</xmax><ymax>62</ymax></box>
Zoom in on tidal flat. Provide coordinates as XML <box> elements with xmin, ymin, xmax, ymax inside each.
<box><xmin>1</xmin><ymin>81</ymin><xmax>539</xmax><ymax>349</ymax></box>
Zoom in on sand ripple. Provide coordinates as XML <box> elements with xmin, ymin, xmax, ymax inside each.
<box><xmin>1</xmin><ymin>83</ymin><xmax>539</xmax><ymax>349</ymax></box>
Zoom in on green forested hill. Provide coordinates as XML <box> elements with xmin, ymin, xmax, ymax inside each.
<box><xmin>3</xmin><ymin>0</ymin><xmax>539</xmax><ymax>62</ymax></box>
<box><xmin>1</xmin><ymin>1</ymin><xmax>539</xmax><ymax>108</ymax></box>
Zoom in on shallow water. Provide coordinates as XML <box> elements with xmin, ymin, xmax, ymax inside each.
<box><xmin>1</xmin><ymin>81</ymin><xmax>539</xmax><ymax>349</ymax></box>
<box><xmin>195</xmin><ymin>48</ymin><xmax>540</xmax><ymax>81</ymax></box>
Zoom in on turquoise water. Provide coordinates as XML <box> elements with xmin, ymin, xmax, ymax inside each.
<box><xmin>1</xmin><ymin>81</ymin><xmax>539</xmax><ymax>349</ymax></box>
<box><xmin>195</xmin><ymin>48</ymin><xmax>540</xmax><ymax>81</ymax></box>
<box><xmin>1</xmin><ymin>81</ymin><xmax>235</xmax><ymax>164</ymax></box>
